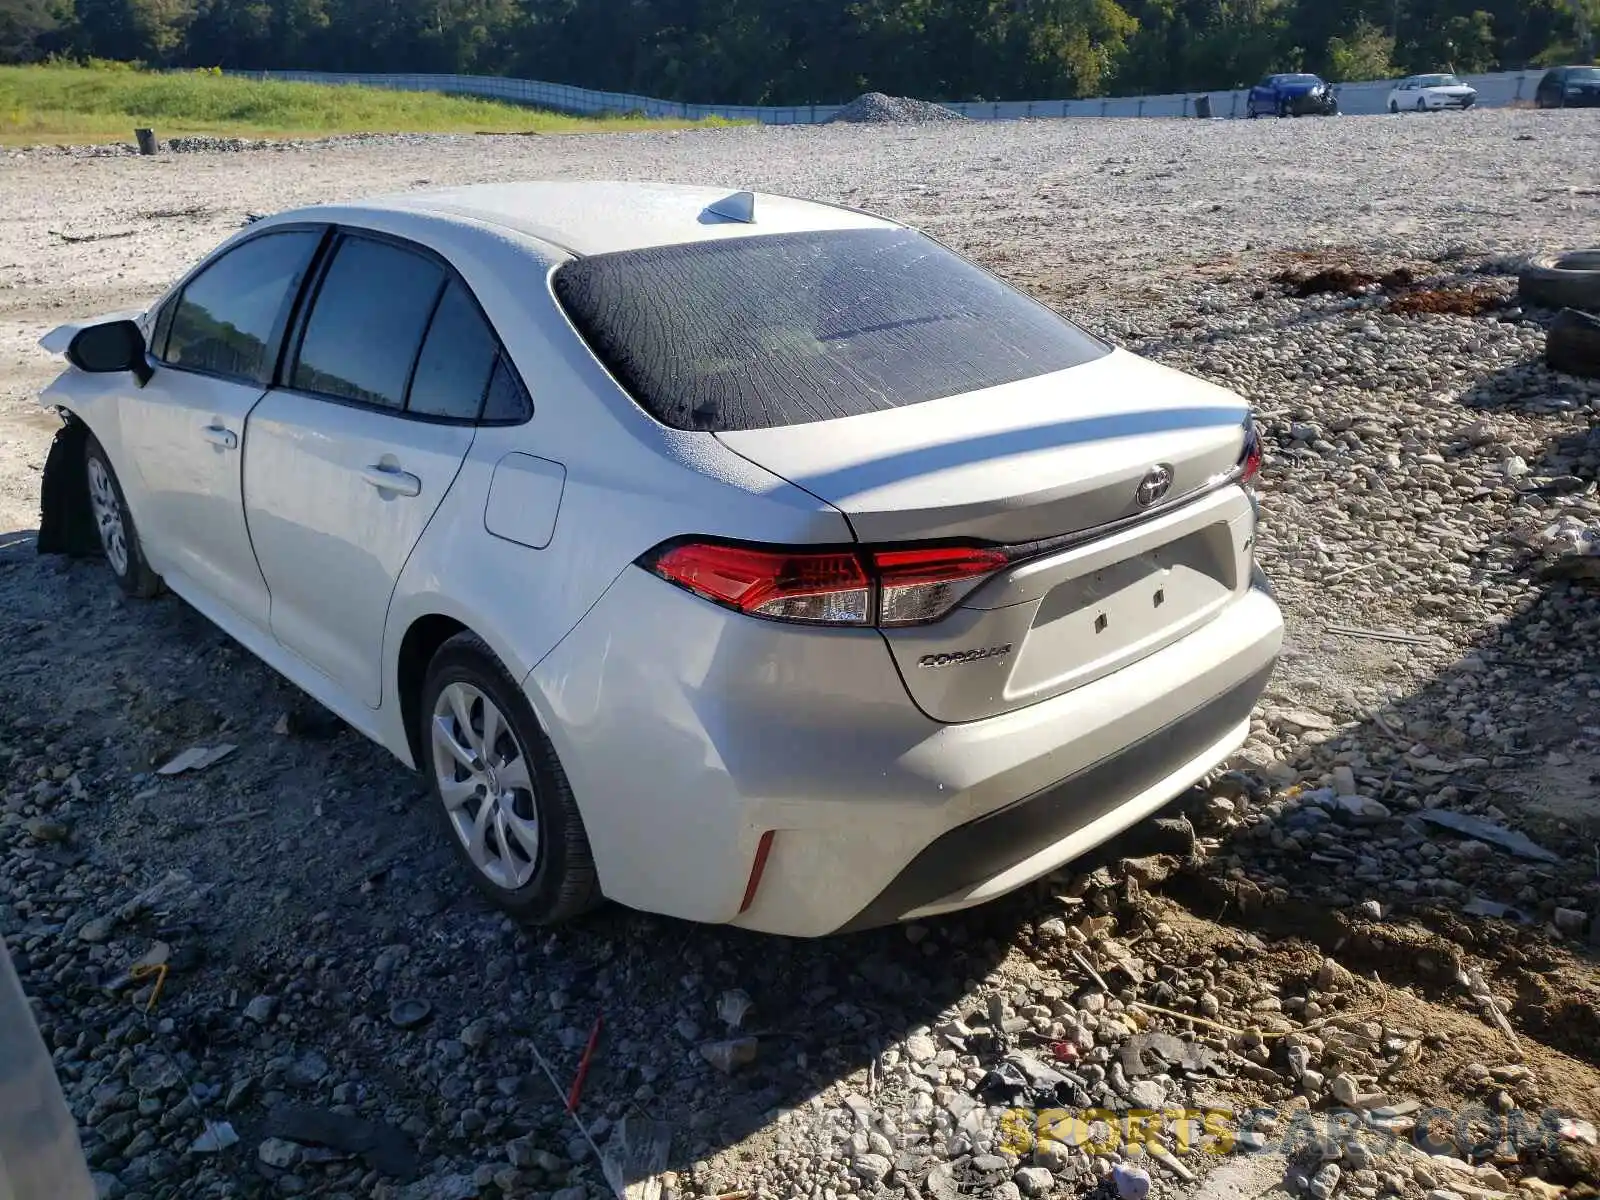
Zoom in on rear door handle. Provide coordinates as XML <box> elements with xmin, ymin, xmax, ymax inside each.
<box><xmin>360</xmin><ymin>465</ymin><xmax>422</xmax><ymax>497</ymax></box>
<box><xmin>200</xmin><ymin>424</ymin><xmax>238</xmax><ymax>449</ymax></box>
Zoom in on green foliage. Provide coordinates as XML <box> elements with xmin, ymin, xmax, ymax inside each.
<box><xmin>0</xmin><ymin>0</ymin><xmax>1585</xmax><ymax>105</ymax></box>
<box><xmin>1325</xmin><ymin>19</ymin><xmax>1395</xmax><ymax>81</ymax></box>
<box><xmin>0</xmin><ymin>62</ymin><xmax>734</xmax><ymax>140</ymax></box>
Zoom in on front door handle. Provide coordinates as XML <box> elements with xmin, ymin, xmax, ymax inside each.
<box><xmin>200</xmin><ymin>424</ymin><xmax>238</xmax><ymax>449</ymax></box>
<box><xmin>360</xmin><ymin>464</ymin><xmax>422</xmax><ymax>497</ymax></box>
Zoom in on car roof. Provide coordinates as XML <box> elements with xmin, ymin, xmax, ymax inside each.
<box><xmin>284</xmin><ymin>181</ymin><xmax>900</xmax><ymax>257</ymax></box>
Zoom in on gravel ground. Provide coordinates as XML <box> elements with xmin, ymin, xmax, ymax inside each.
<box><xmin>2</xmin><ymin>110</ymin><xmax>1599</xmax><ymax>1200</ymax></box>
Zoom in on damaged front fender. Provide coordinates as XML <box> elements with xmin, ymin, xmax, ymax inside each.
<box><xmin>37</xmin><ymin>414</ymin><xmax>101</xmax><ymax>558</ymax></box>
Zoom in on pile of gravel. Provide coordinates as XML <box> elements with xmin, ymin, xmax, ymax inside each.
<box><xmin>826</xmin><ymin>91</ymin><xmax>967</xmax><ymax>124</ymax></box>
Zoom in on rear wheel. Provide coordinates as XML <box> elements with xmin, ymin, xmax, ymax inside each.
<box><xmin>419</xmin><ymin>632</ymin><xmax>600</xmax><ymax>924</ymax></box>
<box><xmin>84</xmin><ymin>435</ymin><xmax>160</xmax><ymax>598</ymax></box>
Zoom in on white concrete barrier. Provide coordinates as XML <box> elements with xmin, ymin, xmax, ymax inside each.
<box><xmin>231</xmin><ymin>68</ymin><xmax>1542</xmax><ymax>124</ymax></box>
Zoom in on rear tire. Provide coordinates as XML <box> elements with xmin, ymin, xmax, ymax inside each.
<box><xmin>1518</xmin><ymin>250</ymin><xmax>1600</xmax><ymax>312</ymax></box>
<box><xmin>1546</xmin><ymin>308</ymin><xmax>1600</xmax><ymax>380</ymax></box>
<box><xmin>83</xmin><ymin>434</ymin><xmax>160</xmax><ymax>599</ymax></box>
<box><xmin>419</xmin><ymin>631</ymin><xmax>600</xmax><ymax>925</ymax></box>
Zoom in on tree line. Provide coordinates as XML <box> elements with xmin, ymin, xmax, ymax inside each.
<box><xmin>2</xmin><ymin>0</ymin><xmax>1595</xmax><ymax>106</ymax></box>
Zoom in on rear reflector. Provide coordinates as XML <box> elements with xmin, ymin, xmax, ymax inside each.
<box><xmin>739</xmin><ymin>831</ymin><xmax>775</xmax><ymax>913</ymax></box>
<box><xmin>644</xmin><ymin>540</ymin><xmax>1009</xmax><ymax>627</ymax></box>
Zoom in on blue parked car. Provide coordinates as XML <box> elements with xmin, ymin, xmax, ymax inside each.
<box><xmin>1246</xmin><ymin>73</ymin><xmax>1340</xmax><ymax>118</ymax></box>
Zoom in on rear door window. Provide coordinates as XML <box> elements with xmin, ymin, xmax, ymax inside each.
<box><xmin>481</xmin><ymin>355</ymin><xmax>533</xmax><ymax>423</ymax></box>
<box><xmin>161</xmin><ymin>230</ymin><xmax>321</xmax><ymax>383</ymax></box>
<box><xmin>552</xmin><ymin>228</ymin><xmax>1110</xmax><ymax>432</ymax></box>
<box><xmin>292</xmin><ymin>236</ymin><xmax>445</xmax><ymax>410</ymax></box>
<box><xmin>407</xmin><ymin>281</ymin><xmax>500</xmax><ymax>421</ymax></box>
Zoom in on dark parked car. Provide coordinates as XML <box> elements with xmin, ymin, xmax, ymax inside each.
<box><xmin>1535</xmin><ymin>65</ymin><xmax>1600</xmax><ymax>108</ymax></box>
<box><xmin>1247</xmin><ymin>73</ymin><xmax>1340</xmax><ymax>118</ymax></box>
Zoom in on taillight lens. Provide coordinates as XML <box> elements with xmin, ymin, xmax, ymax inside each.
<box><xmin>644</xmin><ymin>541</ymin><xmax>1008</xmax><ymax>627</ymax></box>
<box><xmin>649</xmin><ymin>543</ymin><xmax>871</xmax><ymax>623</ymax></box>
<box><xmin>1240</xmin><ymin>423</ymin><xmax>1262</xmax><ymax>485</ymax></box>
<box><xmin>873</xmin><ymin>546</ymin><xmax>1011</xmax><ymax>626</ymax></box>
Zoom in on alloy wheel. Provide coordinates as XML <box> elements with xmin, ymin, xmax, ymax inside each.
<box><xmin>87</xmin><ymin>456</ymin><xmax>129</xmax><ymax>576</ymax></box>
<box><xmin>431</xmin><ymin>681</ymin><xmax>541</xmax><ymax>889</ymax></box>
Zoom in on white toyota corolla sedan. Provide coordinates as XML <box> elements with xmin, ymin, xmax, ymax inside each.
<box><xmin>1387</xmin><ymin>73</ymin><xmax>1478</xmax><ymax>112</ymax></box>
<box><xmin>37</xmin><ymin>182</ymin><xmax>1282</xmax><ymax>937</ymax></box>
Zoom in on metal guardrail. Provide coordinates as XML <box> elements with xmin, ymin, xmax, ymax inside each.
<box><xmin>234</xmin><ymin>68</ymin><xmax>1544</xmax><ymax>123</ymax></box>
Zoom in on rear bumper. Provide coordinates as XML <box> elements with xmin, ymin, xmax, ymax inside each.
<box><xmin>530</xmin><ymin>566</ymin><xmax>1282</xmax><ymax>937</ymax></box>
<box><xmin>836</xmin><ymin>654</ymin><xmax>1273</xmax><ymax>931</ymax></box>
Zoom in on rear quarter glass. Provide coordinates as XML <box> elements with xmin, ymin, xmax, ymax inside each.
<box><xmin>551</xmin><ymin>228</ymin><xmax>1110</xmax><ymax>433</ymax></box>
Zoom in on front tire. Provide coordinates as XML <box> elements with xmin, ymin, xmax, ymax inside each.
<box><xmin>84</xmin><ymin>434</ymin><xmax>160</xmax><ymax>599</ymax></box>
<box><xmin>1390</xmin><ymin>100</ymin><xmax>1399</xmax><ymax>114</ymax></box>
<box><xmin>419</xmin><ymin>632</ymin><xmax>599</xmax><ymax>924</ymax></box>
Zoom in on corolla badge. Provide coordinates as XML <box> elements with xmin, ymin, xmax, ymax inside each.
<box><xmin>918</xmin><ymin>644</ymin><xmax>1013</xmax><ymax>669</ymax></box>
<box><xmin>1135</xmin><ymin>464</ymin><xmax>1174</xmax><ymax>508</ymax></box>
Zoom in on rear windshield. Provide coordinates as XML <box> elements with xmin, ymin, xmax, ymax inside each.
<box><xmin>551</xmin><ymin>228</ymin><xmax>1110</xmax><ymax>432</ymax></box>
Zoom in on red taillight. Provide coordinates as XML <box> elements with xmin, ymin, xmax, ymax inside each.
<box><xmin>872</xmin><ymin>546</ymin><xmax>1011</xmax><ymax>626</ymax></box>
<box><xmin>650</xmin><ymin>542</ymin><xmax>872</xmax><ymax>623</ymax></box>
<box><xmin>1240</xmin><ymin>424</ymin><xmax>1262</xmax><ymax>485</ymax></box>
<box><xmin>644</xmin><ymin>541</ymin><xmax>1008</xmax><ymax>627</ymax></box>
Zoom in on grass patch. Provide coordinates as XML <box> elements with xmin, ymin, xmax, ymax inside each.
<box><xmin>0</xmin><ymin>63</ymin><xmax>738</xmax><ymax>144</ymax></box>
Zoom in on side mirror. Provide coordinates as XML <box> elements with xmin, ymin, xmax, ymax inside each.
<box><xmin>66</xmin><ymin>320</ymin><xmax>153</xmax><ymax>387</ymax></box>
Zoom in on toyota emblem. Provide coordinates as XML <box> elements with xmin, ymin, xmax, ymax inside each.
<box><xmin>1135</xmin><ymin>465</ymin><xmax>1173</xmax><ymax>508</ymax></box>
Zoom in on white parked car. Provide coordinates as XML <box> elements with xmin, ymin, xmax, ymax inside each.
<box><xmin>1387</xmin><ymin>73</ymin><xmax>1478</xmax><ymax>112</ymax></box>
<box><xmin>37</xmin><ymin>182</ymin><xmax>1282</xmax><ymax>937</ymax></box>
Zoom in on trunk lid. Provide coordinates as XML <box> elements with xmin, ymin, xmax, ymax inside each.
<box><xmin>714</xmin><ymin>348</ymin><xmax>1249</xmax><ymax>545</ymax></box>
<box><xmin>716</xmin><ymin>348</ymin><xmax>1257</xmax><ymax>722</ymax></box>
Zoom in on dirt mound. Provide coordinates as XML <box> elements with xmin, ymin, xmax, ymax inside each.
<box><xmin>1271</xmin><ymin>260</ymin><xmax>1512</xmax><ymax>317</ymax></box>
<box><xmin>826</xmin><ymin>91</ymin><xmax>966</xmax><ymax>124</ymax></box>
<box><xmin>1388</xmin><ymin>284</ymin><xmax>1505</xmax><ymax>316</ymax></box>
<box><xmin>1274</xmin><ymin>265</ymin><xmax>1417</xmax><ymax>298</ymax></box>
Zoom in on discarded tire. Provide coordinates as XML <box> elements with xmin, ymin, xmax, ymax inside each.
<box><xmin>1546</xmin><ymin>307</ymin><xmax>1600</xmax><ymax>380</ymax></box>
<box><xmin>1519</xmin><ymin>249</ymin><xmax>1600</xmax><ymax>312</ymax></box>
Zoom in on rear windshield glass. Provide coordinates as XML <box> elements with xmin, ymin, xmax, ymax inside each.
<box><xmin>551</xmin><ymin>228</ymin><xmax>1110</xmax><ymax>432</ymax></box>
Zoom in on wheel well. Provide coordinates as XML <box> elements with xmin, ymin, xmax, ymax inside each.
<box><xmin>37</xmin><ymin>410</ymin><xmax>100</xmax><ymax>558</ymax></box>
<box><xmin>397</xmin><ymin>614</ymin><xmax>468</xmax><ymax>768</ymax></box>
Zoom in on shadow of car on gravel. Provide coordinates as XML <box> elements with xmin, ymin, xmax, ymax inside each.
<box><xmin>0</xmin><ymin>526</ymin><xmax>1039</xmax><ymax>1187</ymax></box>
